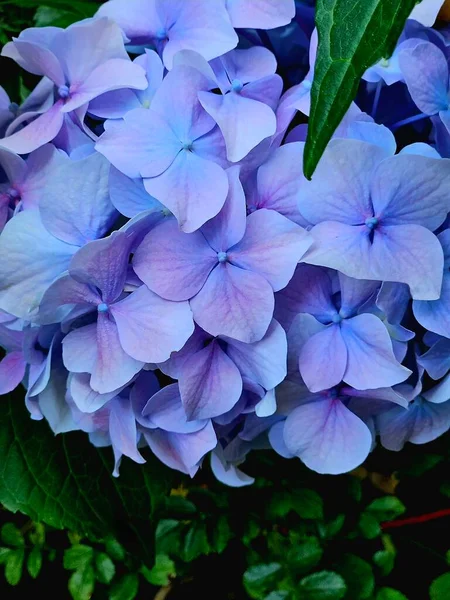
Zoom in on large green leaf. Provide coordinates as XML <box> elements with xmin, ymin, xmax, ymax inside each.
<box><xmin>0</xmin><ymin>394</ymin><xmax>173</xmax><ymax>563</ymax></box>
<box><xmin>303</xmin><ymin>0</ymin><xmax>418</xmax><ymax>179</ymax></box>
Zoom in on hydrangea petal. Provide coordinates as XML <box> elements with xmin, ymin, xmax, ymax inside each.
<box><xmin>225</xmin><ymin>0</ymin><xmax>295</xmax><ymax>29</ymax></box>
<box><xmin>0</xmin><ymin>351</ymin><xmax>26</xmax><ymax>395</ymax></box>
<box><xmin>225</xmin><ymin>319</ymin><xmax>287</xmax><ymax>390</ymax></box>
<box><xmin>111</xmin><ymin>284</ymin><xmax>194</xmax><ymax>363</ymax></box>
<box><xmin>190</xmin><ymin>262</ymin><xmax>274</xmax><ymax>343</ymax></box>
<box><xmin>142</xmin><ymin>383</ymin><xmax>207</xmax><ymax>433</ymax></box>
<box><xmin>283</xmin><ymin>398</ymin><xmax>372</xmax><ymax>474</ymax></box>
<box><xmin>133</xmin><ymin>219</ymin><xmax>217</xmax><ymax>301</ymax></box>
<box><xmin>229</xmin><ymin>209</ymin><xmax>312</xmax><ymax>291</ymax></box>
<box><xmin>178</xmin><ymin>340</ymin><xmax>242</xmax><ymax>420</ymax></box>
<box><xmin>299</xmin><ymin>324</ymin><xmax>347</xmax><ymax>392</ymax></box>
<box><xmin>341</xmin><ymin>314</ymin><xmax>411</xmax><ymax>389</ymax></box>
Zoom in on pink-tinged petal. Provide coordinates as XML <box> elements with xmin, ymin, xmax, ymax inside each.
<box><xmin>413</xmin><ymin>274</ymin><xmax>450</xmax><ymax>338</ymax></box>
<box><xmin>225</xmin><ymin>319</ymin><xmax>287</xmax><ymax>390</ymax></box>
<box><xmin>303</xmin><ymin>222</ymin><xmax>444</xmax><ymax>300</ymax></box>
<box><xmin>0</xmin><ymin>147</ymin><xmax>27</xmax><ymax>183</ymax></box>
<box><xmin>370</xmin><ymin>154</ymin><xmax>450</xmax><ymax>230</ymax></box>
<box><xmin>62</xmin><ymin>324</ymin><xmax>98</xmax><ymax>374</ymax></box>
<box><xmin>145</xmin><ymin>422</ymin><xmax>217</xmax><ymax>476</ymax></box>
<box><xmin>111</xmin><ymin>284</ymin><xmax>194</xmax><ymax>362</ymax></box>
<box><xmin>0</xmin><ymin>211</ymin><xmax>77</xmax><ymax>319</ymax></box>
<box><xmin>210</xmin><ymin>450</ymin><xmax>254</xmax><ymax>487</ymax></box>
<box><xmin>0</xmin><ymin>101</ymin><xmax>64</xmax><ymax>154</ymax></box>
<box><xmin>201</xmin><ymin>166</ymin><xmax>246</xmax><ymax>251</ymax></box>
<box><xmin>341</xmin><ymin>314</ymin><xmax>411</xmax><ymax>389</ymax></box>
<box><xmin>298</xmin><ymin>139</ymin><xmax>391</xmax><ymax>225</ymax></box>
<box><xmin>142</xmin><ymin>383</ymin><xmax>207</xmax><ymax>433</ymax></box>
<box><xmin>399</xmin><ymin>42</ymin><xmax>449</xmax><ymax>114</ymax></box>
<box><xmin>69</xmin><ymin>372</ymin><xmax>121</xmax><ymax>413</ymax></box>
<box><xmin>0</xmin><ymin>351</ymin><xmax>26</xmax><ymax>395</ymax></box>
<box><xmin>143</xmin><ymin>149</ymin><xmax>229</xmax><ymax>232</ymax></box>
<box><xmin>109</xmin><ymin>398</ymin><xmax>145</xmax><ymax>465</ymax></box>
<box><xmin>160</xmin><ymin>0</ymin><xmax>238</xmax><ymax>69</ymax></box>
<box><xmin>178</xmin><ymin>339</ymin><xmax>242</xmax><ymax>420</ymax></box>
<box><xmin>91</xmin><ymin>312</ymin><xmax>143</xmax><ymax>393</ymax></box>
<box><xmin>220</xmin><ymin>47</ymin><xmax>277</xmax><ymax>83</ymax></box>
<box><xmin>38</xmin><ymin>274</ymin><xmax>99</xmax><ymax>324</ymax></box>
<box><xmin>241</xmin><ymin>75</ymin><xmax>283</xmax><ymax>111</ymax></box>
<box><xmin>284</xmin><ymin>398</ymin><xmax>372</xmax><ymax>474</ymax></box>
<box><xmin>133</xmin><ymin>219</ymin><xmax>217</xmax><ymax>301</ymax></box>
<box><xmin>198</xmin><ymin>91</ymin><xmax>276</xmax><ymax>162</ymax></box>
<box><xmin>63</xmin><ymin>59</ymin><xmax>147</xmax><ymax>112</ymax></box>
<box><xmin>229</xmin><ymin>209</ymin><xmax>312</xmax><ymax>291</ymax></box>
<box><xmin>226</xmin><ymin>0</ymin><xmax>295</xmax><ymax>28</ymax></box>
<box><xmin>69</xmin><ymin>231</ymin><xmax>132</xmax><ymax>304</ymax></box>
<box><xmin>150</xmin><ymin>65</ymin><xmax>215</xmax><ymax>141</ymax></box>
<box><xmin>255</xmin><ymin>142</ymin><xmax>307</xmax><ymax>225</ymax></box>
<box><xmin>96</xmin><ymin>0</ymin><xmax>160</xmax><ymax>44</ymax></box>
<box><xmin>96</xmin><ymin>108</ymin><xmax>180</xmax><ymax>179</ymax></box>
<box><xmin>299</xmin><ymin>324</ymin><xmax>347</xmax><ymax>392</ymax></box>
<box><xmin>8</xmin><ymin>39</ymin><xmax>64</xmax><ymax>85</ymax></box>
<box><xmin>39</xmin><ymin>152</ymin><xmax>117</xmax><ymax>246</ymax></box>
<box><xmin>190</xmin><ymin>262</ymin><xmax>274</xmax><ymax>343</ymax></box>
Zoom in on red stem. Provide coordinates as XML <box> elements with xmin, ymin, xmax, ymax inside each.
<box><xmin>381</xmin><ymin>508</ymin><xmax>450</xmax><ymax>530</ymax></box>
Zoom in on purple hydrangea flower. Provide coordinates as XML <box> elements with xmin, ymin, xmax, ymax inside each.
<box><xmin>0</xmin><ymin>18</ymin><xmax>147</xmax><ymax>153</ymax></box>
<box><xmin>133</xmin><ymin>168</ymin><xmax>312</xmax><ymax>343</ymax></box>
<box><xmin>298</xmin><ymin>138</ymin><xmax>450</xmax><ymax>300</ymax></box>
<box><xmin>97</xmin><ymin>0</ymin><xmax>238</xmax><ymax>68</ymax></box>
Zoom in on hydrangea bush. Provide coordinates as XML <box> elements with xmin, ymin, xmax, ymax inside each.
<box><xmin>1</xmin><ymin>0</ymin><xmax>450</xmax><ymax>491</ymax></box>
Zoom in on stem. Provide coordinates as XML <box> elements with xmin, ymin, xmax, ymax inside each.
<box><xmin>382</xmin><ymin>507</ymin><xmax>450</xmax><ymax>530</ymax></box>
<box><xmin>154</xmin><ymin>585</ymin><xmax>173</xmax><ymax>600</ymax></box>
<box><xmin>391</xmin><ymin>112</ymin><xmax>430</xmax><ymax>131</ymax></box>
<box><xmin>371</xmin><ymin>80</ymin><xmax>383</xmax><ymax>119</ymax></box>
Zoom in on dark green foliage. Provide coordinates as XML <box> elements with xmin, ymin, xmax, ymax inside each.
<box><xmin>303</xmin><ymin>0</ymin><xmax>418</xmax><ymax>178</ymax></box>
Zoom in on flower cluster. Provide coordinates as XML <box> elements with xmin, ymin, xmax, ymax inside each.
<box><xmin>1</xmin><ymin>0</ymin><xmax>450</xmax><ymax>484</ymax></box>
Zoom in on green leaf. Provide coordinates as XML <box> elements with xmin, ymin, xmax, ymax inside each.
<box><xmin>264</xmin><ymin>592</ymin><xmax>289</xmax><ymax>600</ymax></box>
<box><xmin>141</xmin><ymin>554</ymin><xmax>176</xmax><ymax>586</ymax></box>
<box><xmin>430</xmin><ymin>573</ymin><xmax>450</xmax><ymax>600</ymax></box>
<box><xmin>29</xmin><ymin>523</ymin><xmax>45</xmax><ymax>547</ymax></box>
<box><xmin>303</xmin><ymin>0</ymin><xmax>417</xmax><ymax>178</ymax></box>
<box><xmin>34</xmin><ymin>6</ymin><xmax>77</xmax><ymax>28</ymax></box>
<box><xmin>68</xmin><ymin>563</ymin><xmax>95</xmax><ymax>600</ymax></box>
<box><xmin>109</xmin><ymin>573</ymin><xmax>140</xmax><ymax>600</ymax></box>
<box><xmin>0</xmin><ymin>547</ymin><xmax>12</xmax><ymax>564</ymax></box>
<box><xmin>95</xmin><ymin>552</ymin><xmax>116</xmax><ymax>585</ymax></box>
<box><xmin>292</xmin><ymin>489</ymin><xmax>324</xmax><ymax>520</ymax></box>
<box><xmin>0</xmin><ymin>395</ymin><xmax>173</xmax><ymax>563</ymax></box>
<box><xmin>366</xmin><ymin>497</ymin><xmax>406</xmax><ymax>522</ymax></box>
<box><xmin>4</xmin><ymin>549</ymin><xmax>25</xmax><ymax>586</ymax></box>
<box><xmin>358</xmin><ymin>512</ymin><xmax>381</xmax><ymax>539</ymax></box>
<box><xmin>27</xmin><ymin>546</ymin><xmax>43</xmax><ymax>579</ymax></box>
<box><xmin>336</xmin><ymin>554</ymin><xmax>374</xmax><ymax>599</ymax></box>
<box><xmin>287</xmin><ymin>536</ymin><xmax>323</xmax><ymax>572</ymax></box>
<box><xmin>324</xmin><ymin>514</ymin><xmax>345</xmax><ymax>539</ymax></box>
<box><xmin>165</xmin><ymin>496</ymin><xmax>197</xmax><ymax>515</ymax></box>
<box><xmin>446</xmin><ymin>550</ymin><xmax>450</xmax><ymax>566</ymax></box>
<box><xmin>376</xmin><ymin>588</ymin><xmax>408</xmax><ymax>600</ymax></box>
<box><xmin>183</xmin><ymin>522</ymin><xmax>210</xmax><ymax>562</ymax></box>
<box><xmin>401</xmin><ymin>453</ymin><xmax>443</xmax><ymax>477</ymax></box>
<box><xmin>299</xmin><ymin>571</ymin><xmax>347</xmax><ymax>600</ymax></box>
<box><xmin>1</xmin><ymin>523</ymin><xmax>24</xmax><ymax>547</ymax></box>
<box><xmin>211</xmin><ymin>515</ymin><xmax>234</xmax><ymax>554</ymax></box>
<box><xmin>244</xmin><ymin>563</ymin><xmax>282</xmax><ymax>600</ymax></box>
<box><xmin>104</xmin><ymin>537</ymin><xmax>126</xmax><ymax>562</ymax></box>
<box><xmin>373</xmin><ymin>550</ymin><xmax>395</xmax><ymax>576</ymax></box>
<box><xmin>155</xmin><ymin>520</ymin><xmax>182</xmax><ymax>557</ymax></box>
<box><xmin>64</xmin><ymin>544</ymin><xmax>94</xmax><ymax>571</ymax></box>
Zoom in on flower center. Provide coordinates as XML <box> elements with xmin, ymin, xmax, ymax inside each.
<box><xmin>6</xmin><ymin>188</ymin><xmax>20</xmax><ymax>200</ymax></box>
<box><xmin>365</xmin><ymin>216</ymin><xmax>379</xmax><ymax>230</ymax></box>
<box><xmin>155</xmin><ymin>28</ymin><xmax>167</xmax><ymax>40</ymax></box>
<box><xmin>181</xmin><ymin>141</ymin><xmax>193</xmax><ymax>151</ymax></box>
<box><xmin>57</xmin><ymin>84</ymin><xmax>70</xmax><ymax>99</ymax></box>
<box><xmin>331</xmin><ymin>313</ymin><xmax>342</xmax><ymax>324</ymax></box>
<box><xmin>302</xmin><ymin>79</ymin><xmax>312</xmax><ymax>90</ymax></box>
<box><xmin>231</xmin><ymin>79</ymin><xmax>244</xmax><ymax>93</ymax></box>
<box><xmin>217</xmin><ymin>251</ymin><xmax>228</xmax><ymax>263</ymax></box>
<box><xmin>97</xmin><ymin>303</ymin><xmax>109</xmax><ymax>313</ymax></box>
